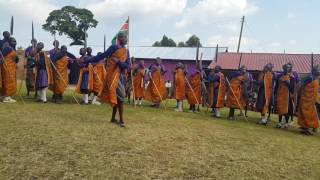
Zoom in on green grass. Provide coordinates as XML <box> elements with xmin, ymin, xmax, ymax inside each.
<box><xmin>0</xmin><ymin>86</ymin><xmax>320</xmax><ymax>179</ymax></box>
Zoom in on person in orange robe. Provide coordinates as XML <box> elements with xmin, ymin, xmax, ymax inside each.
<box><xmin>226</xmin><ymin>66</ymin><xmax>248</xmax><ymax>120</ymax></box>
<box><xmin>186</xmin><ymin>64</ymin><xmax>203</xmax><ymax>113</ymax></box>
<box><xmin>173</xmin><ymin>62</ymin><xmax>186</xmax><ymax>112</ymax></box>
<box><xmin>297</xmin><ymin>65</ymin><xmax>320</xmax><ymax>135</ymax></box>
<box><xmin>91</xmin><ymin>52</ymin><xmax>106</xmax><ymax>105</ymax></box>
<box><xmin>207</xmin><ymin>65</ymin><xmax>225</xmax><ymax>118</ymax></box>
<box><xmin>50</xmin><ymin>45</ymin><xmax>76</xmax><ymax>104</ymax></box>
<box><xmin>0</xmin><ymin>37</ymin><xmax>19</xmax><ymax>103</ymax></box>
<box><xmin>75</xmin><ymin>48</ymin><xmax>94</xmax><ymax>105</ymax></box>
<box><xmin>132</xmin><ymin>59</ymin><xmax>145</xmax><ymax>106</ymax></box>
<box><xmin>34</xmin><ymin>42</ymin><xmax>53</xmax><ymax>103</ymax></box>
<box><xmin>275</xmin><ymin>63</ymin><xmax>297</xmax><ymax>129</ymax></box>
<box><xmin>145</xmin><ymin>57</ymin><xmax>168</xmax><ymax>108</ymax></box>
<box><xmin>256</xmin><ymin>63</ymin><xmax>275</xmax><ymax>125</ymax></box>
<box><xmin>83</xmin><ymin>33</ymin><xmax>130</xmax><ymax>127</ymax></box>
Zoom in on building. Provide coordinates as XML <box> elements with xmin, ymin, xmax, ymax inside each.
<box><xmin>208</xmin><ymin>52</ymin><xmax>320</xmax><ymax>79</ymax></box>
<box><xmin>130</xmin><ymin>46</ymin><xmax>228</xmax><ymax>81</ymax></box>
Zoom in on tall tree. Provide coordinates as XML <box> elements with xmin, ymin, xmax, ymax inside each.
<box><xmin>42</xmin><ymin>6</ymin><xmax>98</xmax><ymax>46</ymax></box>
<box><xmin>178</xmin><ymin>41</ymin><xmax>185</xmax><ymax>47</ymax></box>
<box><xmin>152</xmin><ymin>35</ymin><xmax>176</xmax><ymax>47</ymax></box>
<box><xmin>185</xmin><ymin>35</ymin><xmax>202</xmax><ymax>47</ymax></box>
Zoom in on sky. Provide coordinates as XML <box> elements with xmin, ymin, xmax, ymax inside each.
<box><xmin>0</xmin><ymin>0</ymin><xmax>319</xmax><ymax>55</ymax></box>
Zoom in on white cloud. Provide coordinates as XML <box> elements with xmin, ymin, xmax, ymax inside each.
<box><xmin>0</xmin><ymin>0</ymin><xmax>57</xmax><ymax>23</ymax></box>
<box><xmin>287</xmin><ymin>12</ymin><xmax>296</xmax><ymax>19</ymax></box>
<box><xmin>207</xmin><ymin>35</ymin><xmax>257</xmax><ymax>51</ymax></box>
<box><xmin>270</xmin><ymin>42</ymin><xmax>281</xmax><ymax>47</ymax></box>
<box><xmin>175</xmin><ymin>0</ymin><xmax>258</xmax><ymax>28</ymax></box>
<box><xmin>84</xmin><ymin>0</ymin><xmax>187</xmax><ymax>21</ymax></box>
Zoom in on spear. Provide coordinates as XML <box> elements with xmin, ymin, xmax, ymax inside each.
<box><xmin>104</xmin><ymin>34</ymin><xmax>106</xmax><ymax>51</ymax></box>
<box><xmin>10</xmin><ymin>16</ymin><xmax>14</xmax><ymax>35</ymax></box>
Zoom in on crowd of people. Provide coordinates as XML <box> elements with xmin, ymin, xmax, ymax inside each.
<box><xmin>0</xmin><ymin>31</ymin><xmax>319</xmax><ymax>135</ymax></box>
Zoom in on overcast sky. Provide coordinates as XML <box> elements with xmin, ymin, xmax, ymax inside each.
<box><xmin>0</xmin><ymin>0</ymin><xmax>319</xmax><ymax>55</ymax></box>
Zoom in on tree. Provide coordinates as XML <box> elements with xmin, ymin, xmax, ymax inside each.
<box><xmin>42</xmin><ymin>6</ymin><xmax>98</xmax><ymax>46</ymax></box>
<box><xmin>153</xmin><ymin>41</ymin><xmax>161</xmax><ymax>47</ymax></box>
<box><xmin>177</xmin><ymin>41</ymin><xmax>185</xmax><ymax>47</ymax></box>
<box><xmin>185</xmin><ymin>35</ymin><xmax>202</xmax><ymax>47</ymax></box>
<box><xmin>152</xmin><ymin>35</ymin><xmax>176</xmax><ymax>47</ymax></box>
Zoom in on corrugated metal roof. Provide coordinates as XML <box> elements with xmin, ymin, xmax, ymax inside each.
<box><xmin>129</xmin><ymin>46</ymin><xmax>228</xmax><ymax>61</ymax></box>
<box><xmin>209</xmin><ymin>52</ymin><xmax>318</xmax><ymax>74</ymax></box>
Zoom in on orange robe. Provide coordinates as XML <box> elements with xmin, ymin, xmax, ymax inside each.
<box><xmin>0</xmin><ymin>50</ymin><xmax>17</xmax><ymax>96</ymax></box>
<box><xmin>92</xmin><ymin>63</ymin><xmax>106</xmax><ymax>94</ymax></box>
<box><xmin>174</xmin><ymin>68</ymin><xmax>185</xmax><ymax>101</ymax></box>
<box><xmin>133</xmin><ymin>67</ymin><xmax>145</xmax><ymax>98</ymax></box>
<box><xmin>50</xmin><ymin>56</ymin><xmax>69</xmax><ymax>95</ymax></box>
<box><xmin>255</xmin><ymin>72</ymin><xmax>274</xmax><ymax>114</ymax></box>
<box><xmin>145</xmin><ymin>69</ymin><xmax>167</xmax><ymax>103</ymax></box>
<box><xmin>186</xmin><ymin>72</ymin><xmax>202</xmax><ymax>105</ymax></box>
<box><xmin>298</xmin><ymin>77</ymin><xmax>319</xmax><ymax>129</ymax></box>
<box><xmin>276</xmin><ymin>74</ymin><xmax>295</xmax><ymax>115</ymax></box>
<box><xmin>34</xmin><ymin>52</ymin><xmax>53</xmax><ymax>89</ymax></box>
<box><xmin>75</xmin><ymin>65</ymin><xmax>94</xmax><ymax>94</ymax></box>
<box><xmin>226</xmin><ymin>73</ymin><xmax>246</xmax><ymax>109</ymax></box>
<box><xmin>100</xmin><ymin>48</ymin><xmax>128</xmax><ymax>106</ymax></box>
<box><xmin>209</xmin><ymin>72</ymin><xmax>225</xmax><ymax>108</ymax></box>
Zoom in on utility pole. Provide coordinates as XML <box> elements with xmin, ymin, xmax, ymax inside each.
<box><xmin>237</xmin><ymin>16</ymin><xmax>245</xmax><ymax>53</ymax></box>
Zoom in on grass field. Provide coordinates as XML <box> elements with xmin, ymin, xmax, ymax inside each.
<box><xmin>0</xmin><ymin>87</ymin><xmax>320</xmax><ymax>180</ymax></box>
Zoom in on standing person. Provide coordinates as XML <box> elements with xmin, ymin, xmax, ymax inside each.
<box><xmin>243</xmin><ymin>67</ymin><xmax>254</xmax><ymax>116</ymax></box>
<box><xmin>173</xmin><ymin>62</ymin><xmax>186</xmax><ymax>112</ymax></box>
<box><xmin>0</xmin><ymin>31</ymin><xmax>11</xmax><ymax>51</ymax></box>
<box><xmin>132</xmin><ymin>59</ymin><xmax>145</xmax><ymax>106</ymax></box>
<box><xmin>226</xmin><ymin>65</ymin><xmax>248</xmax><ymax>120</ymax></box>
<box><xmin>297</xmin><ymin>65</ymin><xmax>320</xmax><ymax>135</ymax></box>
<box><xmin>49</xmin><ymin>40</ymin><xmax>60</xmax><ymax>60</ymax></box>
<box><xmin>207</xmin><ymin>65</ymin><xmax>225</xmax><ymax>118</ymax></box>
<box><xmin>75</xmin><ymin>48</ymin><xmax>93</xmax><ymax>105</ymax></box>
<box><xmin>186</xmin><ymin>64</ymin><xmax>202</xmax><ymax>113</ymax></box>
<box><xmin>50</xmin><ymin>45</ymin><xmax>76</xmax><ymax>104</ymax></box>
<box><xmin>275</xmin><ymin>63</ymin><xmax>297</xmax><ymax>129</ymax></box>
<box><xmin>145</xmin><ymin>57</ymin><xmax>168</xmax><ymax>108</ymax></box>
<box><xmin>24</xmin><ymin>38</ymin><xmax>37</xmax><ymax>96</ymax></box>
<box><xmin>83</xmin><ymin>32</ymin><xmax>130</xmax><ymax>127</ymax></box>
<box><xmin>91</xmin><ymin>52</ymin><xmax>106</xmax><ymax>105</ymax></box>
<box><xmin>256</xmin><ymin>63</ymin><xmax>275</xmax><ymax>125</ymax></box>
<box><xmin>34</xmin><ymin>42</ymin><xmax>53</xmax><ymax>103</ymax></box>
<box><xmin>0</xmin><ymin>37</ymin><xmax>19</xmax><ymax>103</ymax></box>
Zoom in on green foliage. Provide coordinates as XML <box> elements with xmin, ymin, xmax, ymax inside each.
<box><xmin>177</xmin><ymin>41</ymin><xmax>185</xmax><ymax>47</ymax></box>
<box><xmin>42</xmin><ymin>6</ymin><xmax>98</xmax><ymax>46</ymax></box>
<box><xmin>185</xmin><ymin>35</ymin><xmax>202</xmax><ymax>47</ymax></box>
<box><xmin>152</xmin><ymin>34</ymin><xmax>202</xmax><ymax>47</ymax></box>
<box><xmin>152</xmin><ymin>35</ymin><xmax>176</xmax><ymax>47</ymax></box>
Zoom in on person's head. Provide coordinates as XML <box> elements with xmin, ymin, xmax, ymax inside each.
<box><xmin>312</xmin><ymin>65</ymin><xmax>320</xmax><ymax>77</ymax></box>
<box><xmin>263</xmin><ymin>63</ymin><xmax>273</xmax><ymax>72</ymax></box>
<box><xmin>31</xmin><ymin>38</ymin><xmax>37</xmax><ymax>46</ymax></box>
<box><xmin>61</xmin><ymin>45</ymin><xmax>67</xmax><ymax>53</ymax></box>
<box><xmin>239</xmin><ymin>65</ymin><xmax>247</xmax><ymax>74</ymax></box>
<box><xmin>214</xmin><ymin>65</ymin><xmax>222</xmax><ymax>73</ymax></box>
<box><xmin>53</xmin><ymin>40</ymin><xmax>59</xmax><ymax>48</ymax></box>
<box><xmin>117</xmin><ymin>32</ymin><xmax>127</xmax><ymax>46</ymax></box>
<box><xmin>9</xmin><ymin>37</ymin><xmax>16</xmax><ymax>47</ymax></box>
<box><xmin>282</xmin><ymin>63</ymin><xmax>291</xmax><ymax>74</ymax></box>
<box><xmin>131</xmin><ymin>56</ymin><xmax>135</xmax><ymax>63</ymax></box>
<box><xmin>156</xmin><ymin>57</ymin><xmax>162</xmax><ymax>65</ymax></box>
<box><xmin>86</xmin><ymin>47</ymin><xmax>92</xmax><ymax>55</ymax></box>
<box><xmin>97</xmin><ymin>52</ymin><xmax>102</xmax><ymax>56</ymax></box>
<box><xmin>36</xmin><ymin>42</ymin><xmax>44</xmax><ymax>52</ymax></box>
<box><xmin>176</xmin><ymin>62</ymin><xmax>184</xmax><ymax>69</ymax></box>
<box><xmin>79</xmin><ymin>48</ymin><xmax>86</xmax><ymax>56</ymax></box>
<box><xmin>287</xmin><ymin>62</ymin><xmax>293</xmax><ymax>73</ymax></box>
<box><xmin>139</xmin><ymin>60</ymin><xmax>144</xmax><ymax>66</ymax></box>
<box><xmin>3</xmin><ymin>31</ymin><xmax>10</xmax><ymax>39</ymax></box>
